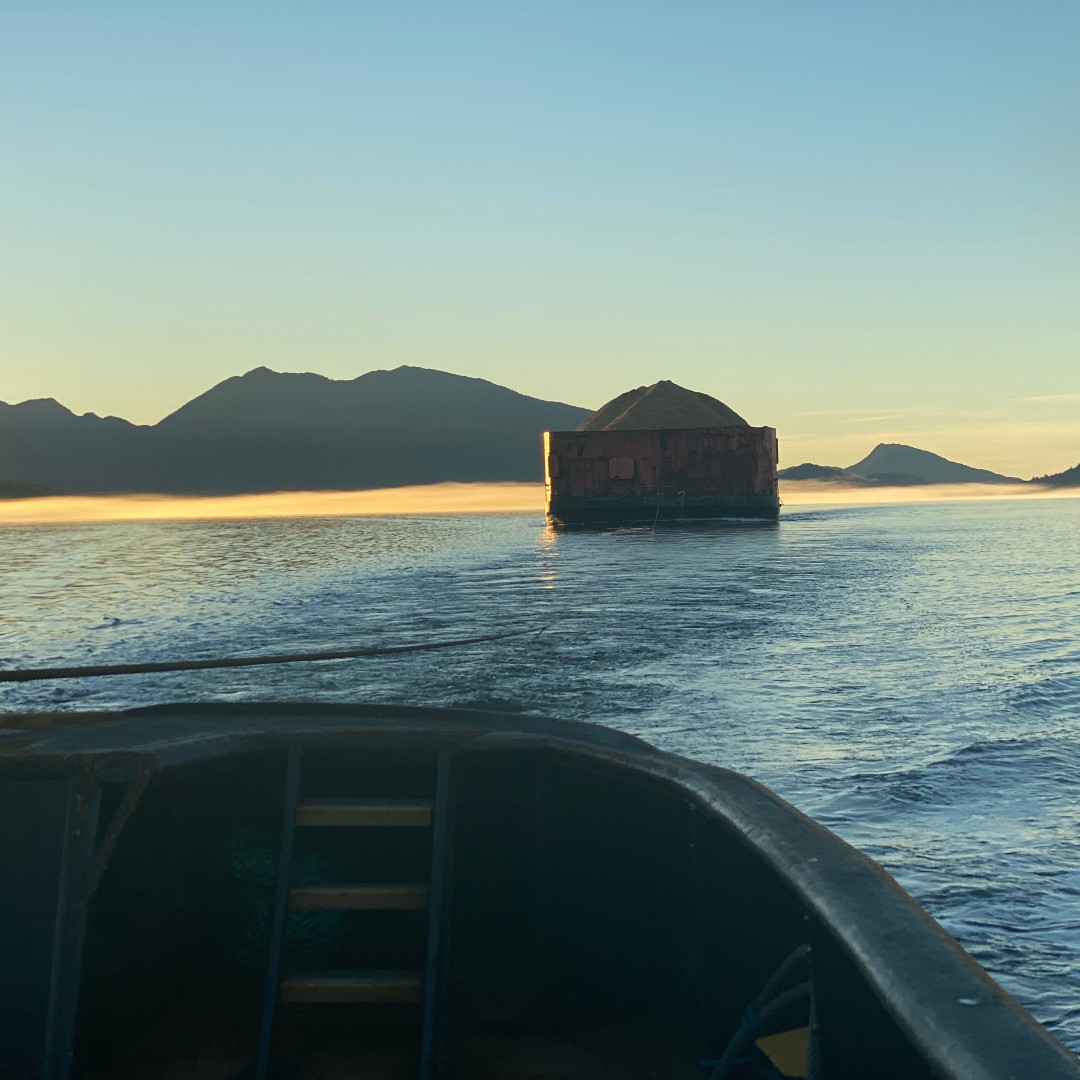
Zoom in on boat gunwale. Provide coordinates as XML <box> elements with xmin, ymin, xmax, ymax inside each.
<box><xmin>1</xmin><ymin>700</ymin><xmax>1077</xmax><ymax>1079</ymax></box>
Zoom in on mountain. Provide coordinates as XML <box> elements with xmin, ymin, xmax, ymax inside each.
<box><xmin>0</xmin><ymin>367</ymin><xmax>591</xmax><ymax>494</ymax></box>
<box><xmin>0</xmin><ymin>482</ymin><xmax>54</xmax><ymax>499</ymax></box>
<box><xmin>778</xmin><ymin>463</ymin><xmax>855</xmax><ymax>482</ymax></box>
<box><xmin>779</xmin><ymin>443</ymin><xmax>1025</xmax><ymax>486</ymax></box>
<box><xmin>1031</xmin><ymin>462</ymin><xmax>1080</xmax><ymax>487</ymax></box>
<box><xmin>777</xmin><ymin>462</ymin><xmax>927</xmax><ymax>486</ymax></box>
<box><xmin>0</xmin><ymin>399</ymin><xmax>151</xmax><ymax>492</ymax></box>
<box><xmin>846</xmin><ymin>444</ymin><xmax>1021</xmax><ymax>485</ymax></box>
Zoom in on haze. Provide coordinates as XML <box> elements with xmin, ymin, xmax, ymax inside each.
<box><xmin>2</xmin><ymin>481</ymin><xmax>1077</xmax><ymax>527</ymax></box>
<box><xmin>4</xmin><ymin>5</ymin><xmax>1078</xmax><ymax>477</ymax></box>
<box><xmin>0</xmin><ymin>483</ymin><xmax>543</xmax><ymax>526</ymax></box>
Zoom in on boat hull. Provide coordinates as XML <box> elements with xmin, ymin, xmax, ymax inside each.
<box><xmin>0</xmin><ymin>702</ymin><xmax>1075</xmax><ymax>1080</ymax></box>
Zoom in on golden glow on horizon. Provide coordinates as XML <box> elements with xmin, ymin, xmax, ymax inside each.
<box><xmin>0</xmin><ymin>483</ymin><xmax>546</xmax><ymax>526</ymax></box>
<box><xmin>1</xmin><ymin>480</ymin><xmax>1077</xmax><ymax>526</ymax></box>
<box><xmin>779</xmin><ymin>481</ymin><xmax>1080</xmax><ymax>507</ymax></box>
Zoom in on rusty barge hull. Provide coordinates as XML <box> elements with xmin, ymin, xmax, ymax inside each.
<box><xmin>544</xmin><ymin>426</ymin><xmax>780</xmax><ymax>528</ymax></box>
<box><xmin>545</xmin><ymin>493</ymin><xmax>779</xmax><ymax>528</ymax></box>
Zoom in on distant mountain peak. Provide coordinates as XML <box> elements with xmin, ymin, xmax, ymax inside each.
<box><xmin>237</xmin><ymin>365</ymin><xmax>327</xmax><ymax>382</ymax></box>
<box><xmin>1032</xmin><ymin>462</ymin><xmax>1080</xmax><ymax>487</ymax></box>
<box><xmin>847</xmin><ymin>443</ymin><xmax>1020</xmax><ymax>484</ymax></box>
<box><xmin>780</xmin><ymin>442</ymin><xmax>1029</xmax><ymax>486</ymax></box>
<box><xmin>5</xmin><ymin>398</ymin><xmax>75</xmax><ymax>418</ymax></box>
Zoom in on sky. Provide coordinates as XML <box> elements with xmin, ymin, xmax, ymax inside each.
<box><xmin>3</xmin><ymin>3</ymin><xmax>1078</xmax><ymax>477</ymax></box>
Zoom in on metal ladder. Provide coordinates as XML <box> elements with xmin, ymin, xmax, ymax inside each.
<box><xmin>253</xmin><ymin>747</ymin><xmax>453</xmax><ymax>1080</ymax></box>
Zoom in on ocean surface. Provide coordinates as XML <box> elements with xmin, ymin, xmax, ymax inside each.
<box><xmin>3</xmin><ymin>496</ymin><xmax>1079</xmax><ymax>1050</ymax></box>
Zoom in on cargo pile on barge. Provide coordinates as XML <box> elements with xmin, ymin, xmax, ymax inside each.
<box><xmin>544</xmin><ymin>380</ymin><xmax>779</xmax><ymax>528</ymax></box>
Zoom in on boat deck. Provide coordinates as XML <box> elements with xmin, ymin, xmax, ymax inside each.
<box><xmin>1</xmin><ymin>702</ymin><xmax>1077</xmax><ymax>1080</ymax></box>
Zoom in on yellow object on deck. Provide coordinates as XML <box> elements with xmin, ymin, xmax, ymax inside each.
<box><xmin>755</xmin><ymin>1026</ymin><xmax>809</xmax><ymax>1078</ymax></box>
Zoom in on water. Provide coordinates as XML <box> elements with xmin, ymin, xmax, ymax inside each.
<box><xmin>3</xmin><ymin>497</ymin><xmax>1079</xmax><ymax>1048</ymax></box>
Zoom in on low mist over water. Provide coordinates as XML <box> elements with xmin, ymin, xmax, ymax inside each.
<box><xmin>2</xmin><ymin>479</ymin><xmax>1075</xmax><ymax>526</ymax></box>
<box><xmin>0</xmin><ymin>482</ymin><xmax>544</xmax><ymax>525</ymax></box>
<box><xmin>2</xmin><ymin>498</ymin><xmax>1079</xmax><ymax>1048</ymax></box>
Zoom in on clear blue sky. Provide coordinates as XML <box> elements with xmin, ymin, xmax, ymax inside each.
<box><xmin>3</xmin><ymin>2</ymin><xmax>1078</xmax><ymax>474</ymax></box>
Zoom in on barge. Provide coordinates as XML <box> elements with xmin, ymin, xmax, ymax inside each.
<box><xmin>1</xmin><ymin>701</ymin><xmax>1076</xmax><ymax>1080</ymax></box>
<box><xmin>544</xmin><ymin>381</ymin><xmax>780</xmax><ymax>528</ymax></box>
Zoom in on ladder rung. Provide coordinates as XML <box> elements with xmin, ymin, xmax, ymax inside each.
<box><xmin>289</xmin><ymin>883</ymin><xmax>428</xmax><ymax>910</ymax></box>
<box><xmin>295</xmin><ymin>799</ymin><xmax>432</xmax><ymax>828</ymax></box>
<box><xmin>281</xmin><ymin>970</ymin><xmax>423</xmax><ymax>1004</ymax></box>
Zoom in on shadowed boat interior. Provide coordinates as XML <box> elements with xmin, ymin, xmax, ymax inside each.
<box><xmin>71</xmin><ymin>739</ymin><xmax>935</xmax><ymax>1080</ymax></box>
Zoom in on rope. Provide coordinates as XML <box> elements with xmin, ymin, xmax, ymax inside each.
<box><xmin>704</xmin><ymin>943</ymin><xmax>813</xmax><ymax>1080</ymax></box>
<box><xmin>754</xmin><ymin>944</ymin><xmax>810</xmax><ymax>1009</ymax></box>
<box><xmin>0</xmin><ymin>627</ymin><xmax>542</xmax><ymax>683</ymax></box>
<box><xmin>705</xmin><ymin>983</ymin><xmax>812</xmax><ymax>1080</ymax></box>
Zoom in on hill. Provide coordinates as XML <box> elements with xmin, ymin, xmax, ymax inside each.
<box><xmin>777</xmin><ymin>462</ymin><xmax>927</xmax><ymax>486</ymax></box>
<box><xmin>1031</xmin><ymin>462</ymin><xmax>1080</xmax><ymax>487</ymax></box>
<box><xmin>780</xmin><ymin>444</ymin><xmax>1026</xmax><ymax>486</ymax></box>
<box><xmin>0</xmin><ymin>367</ymin><xmax>590</xmax><ymax>494</ymax></box>
<box><xmin>777</xmin><ymin>463</ymin><xmax>849</xmax><ymax>482</ymax></box>
<box><xmin>0</xmin><ymin>399</ymin><xmax>151</xmax><ymax>492</ymax></box>
<box><xmin>0</xmin><ymin>481</ymin><xmax>54</xmax><ymax>499</ymax></box>
<box><xmin>846</xmin><ymin>444</ymin><xmax>1020</xmax><ymax>485</ymax></box>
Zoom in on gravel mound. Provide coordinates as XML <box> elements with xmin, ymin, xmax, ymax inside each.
<box><xmin>577</xmin><ymin>380</ymin><xmax>748</xmax><ymax>431</ymax></box>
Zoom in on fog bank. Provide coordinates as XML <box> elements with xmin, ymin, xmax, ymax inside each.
<box><xmin>0</xmin><ymin>483</ymin><xmax>546</xmax><ymax>525</ymax></box>
<box><xmin>3</xmin><ymin>479</ymin><xmax>1076</xmax><ymax>525</ymax></box>
<box><xmin>780</xmin><ymin>480</ymin><xmax>1078</xmax><ymax>506</ymax></box>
